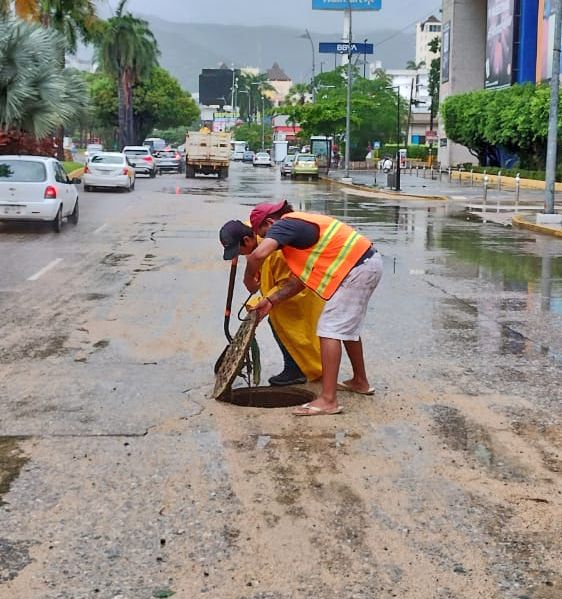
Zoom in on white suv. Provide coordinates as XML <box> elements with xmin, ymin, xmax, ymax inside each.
<box><xmin>122</xmin><ymin>146</ymin><xmax>157</xmax><ymax>177</ymax></box>
<box><xmin>0</xmin><ymin>156</ymin><xmax>79</xmax><ymax>232</ymax></box>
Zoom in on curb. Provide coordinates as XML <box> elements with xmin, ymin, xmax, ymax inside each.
<box><xmin>68</xmin><ymin>167</ymin><xmax>85</xmax><ymax>179</ymax></box>
<box><xmin>320</xmin><ymin>175</ymin><xmax>448</xmax><ymax>202</ymax></box>
<box><xmin>512</xmin><ymin>213</ymin><xmax>562</xmax><ymax>239</ymax></box>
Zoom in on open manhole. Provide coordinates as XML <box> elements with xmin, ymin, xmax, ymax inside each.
<box><xmin>217</xmin><ymin>386</ymin><xmax>314</xmax><ymax>408</ymax></box>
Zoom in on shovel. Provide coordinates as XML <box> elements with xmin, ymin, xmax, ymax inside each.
<box><xmin>214</xmin><ymin>256</ymin><xmax>238</xmax><ymax>374</ymax></box>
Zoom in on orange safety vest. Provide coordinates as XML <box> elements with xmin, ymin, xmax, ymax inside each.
<box><xmin>280</xmin><ymin>212</ymin><xmax>372</xmax><ymax>300</ymax></box>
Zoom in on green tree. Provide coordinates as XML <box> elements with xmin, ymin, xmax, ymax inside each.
<box><xmin>405</xmin><ymin>60</ymin><xmax>426</xmax><ymax>70</ymax></box>
<box><xmin>133</xmin><ymin>67</ymin><xmax>199</xmax><ymax>142</ymax></box>
<box><xmin>441</xmin><ymin>84</ymin><xmax>557</xmax><ymax>168</ymax></box>
<box><xmin>236</xmin><ymin>72</ymin><xmax>274</xmax><ymax>122</ymax></box>
<box><xmin>232</xmin><ymin>122</ymin><xmax>272</xmax><ymax>152</ymax></box>
<box><xmin>0</xmin><ymin>19</ymin><xmax>89</xmax><ymax>147</ymax></box>
<box><xmin>86</xmin><ymin>68</ymin><xmax>199</xmax><ymax>147</ymax></box>
<box><xmin>279</xmin><ymin>68</ymin><xmax>405</xmax><ymax>160</ymax></box>
<box><xmin>427</xmin><ymin>37</ymin><xmax>440</xmax><ymax>135</ymax></box>
<box><xmin>95</xmin><ymin>0</ymin><xmax>159</xmax><ymax>148</ymax></box>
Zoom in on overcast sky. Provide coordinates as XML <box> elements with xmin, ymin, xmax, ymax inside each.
<box><xmin>100</xmin><ymin>0</ymin><xmax>441</xmax><ymax>33</ymax></box>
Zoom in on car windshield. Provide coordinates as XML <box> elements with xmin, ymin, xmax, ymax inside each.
<box><xmin>125</xmin><ymin>149</ymin><xmax>149</xmax><ymax>156</ymax></box>
<box><xmin>91</xmin><ymin>155</ymin><xmax>124</xmax><ymax>165</ymax></box>
<box><xmin>297</xmin><ymin>155</ymin><xmax>316</xmax><ymax>162</ymax></box>
<box><xmin>284</xmin><ymin>156</ymin><xmax>295</xmax><ymax>163</ymax></box>
<box><xmin>0</xmin><ymin>160</ymin><xmax>47</xmax><ymax>182</ymax></box>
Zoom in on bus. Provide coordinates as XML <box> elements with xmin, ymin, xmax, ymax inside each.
<box><xmin>230</xmin><ymin>140</ymin><xmax>247</xmax><ymax>161</ymax></box>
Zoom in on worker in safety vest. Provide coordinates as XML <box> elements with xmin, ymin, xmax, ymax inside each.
<box><xmin>219</xmin><ymin>219</ymin><xmax>323</xmax><ymax>385</ymax></box>
<box><xmin>244</xmin><ymin>200</ymin><xmax>383</xmax><ymax>416</ymax></box>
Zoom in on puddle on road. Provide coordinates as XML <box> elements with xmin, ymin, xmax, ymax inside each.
<box><xmin>0</xmin><ymin>437</ymin><xmax>29</xmax><ymax>505</ymax></box>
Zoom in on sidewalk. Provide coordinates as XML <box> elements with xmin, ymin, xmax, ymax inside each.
<box><xmin>323</xmin><ymin>169</ymin><xmax>562</xmax><ymax>238</ymax></box>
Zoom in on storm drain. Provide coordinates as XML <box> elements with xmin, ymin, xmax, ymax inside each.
<box><xmin>218</xmin><ymin>386</ymin><xmax>314</xmax><ymax>408</ymax></box>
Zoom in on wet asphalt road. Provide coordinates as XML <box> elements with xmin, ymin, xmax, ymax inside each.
<box><xmin>0</xmin><ymin>162</ymin><xmax>561</xmax><ymax>599</ymax></box>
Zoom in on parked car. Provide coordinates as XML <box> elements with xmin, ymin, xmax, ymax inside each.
<box><xmin>280</xmin><ymin>154</ymin><xmax>296</xmax><ymax>177</ymax></box>
<box><xmin>291</xmin><ymin>153</ymin><xmax>319</xmax><ymax>178</ymax></box>
<box><xmin>253</xmin><ymin>151</ymin><xmax>272</xmax><ymax>167</ymax></box>
<box><xmin>154</xmin><ymin>148</ymin><xmax>183</xmax><ymax>174</ymax></box>
<box><xmin>242</xmin><ymin>150</ymin><xmax>255</xmax><ymax>163</ymax></box>
<box><xmin>122</xmin><ymin>146</ymin><xmax>157</xmax><ymax>177</ymax></box>
<box><xmin>0</xmin><ymin>155</ymin><xmax>79</xmax><ymax>232</ymax></box>
<box><xmin>83</xmin><ymin>152</ymin><xmax>135</xmax><ymax>192</ymax></box>
<box><xmin>85</xmin><ymin>143</ymin><xmax>103</xmax><ymax>159</ymax></box>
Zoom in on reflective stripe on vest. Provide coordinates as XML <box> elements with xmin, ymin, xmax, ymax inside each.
<box><xmin>281</xmin><ymin>213</ymin><xmax>371</xmax><ymax>300</ymax></box>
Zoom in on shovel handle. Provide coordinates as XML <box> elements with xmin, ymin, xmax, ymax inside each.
<box><xmin>223</xmin><ymin>257</ymin><xmax>238</xmax><ymax>342</ymax></box>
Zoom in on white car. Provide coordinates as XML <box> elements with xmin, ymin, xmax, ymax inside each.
<box><xmin>85</xmin><ymin>143</ymin><xmax>103</xmax><ymax>159</ymax></box>
<box><xmin>83</xmin><ymin>152</ymin><xmax>135</xmax><ymax>192</ymax></box>
<box><xmin>253</xmin><ymin>152</ymin><xmax>272</xmax><ymax>167</ymax></box>
<box><xmin>0</xmin><ymin>156</ymin><xmax>79</xmax><ymax>232</ymax></box>
<box><xmin>123</xmin><ymin>146</ymin><xmax>157</xmax><ymax>177</ymax></box>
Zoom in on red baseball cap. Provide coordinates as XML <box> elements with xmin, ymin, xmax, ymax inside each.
<box><xmin>250</xmin><ymin>200</ymin><xmax>288</xmax><ymax>232</ymax></box>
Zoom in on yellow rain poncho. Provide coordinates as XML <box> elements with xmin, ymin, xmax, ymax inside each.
<box><xmin>251</xmin><ymin>249</ymin><xmax>323</xmax><ymax>381</ymax></box>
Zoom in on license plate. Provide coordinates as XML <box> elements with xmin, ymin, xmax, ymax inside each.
<box><xmin>3</xmin><ymin>205</ymin><xmax>24</xmax><ymax>215</ymax></box>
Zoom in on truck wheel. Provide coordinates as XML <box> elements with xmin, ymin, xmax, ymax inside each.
<box><xmin>221</xmin><ymin>167</ymin><xmax>229</xmax><ymax>179</ymax></box>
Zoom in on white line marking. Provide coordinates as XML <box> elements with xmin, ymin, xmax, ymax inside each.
<box><xmin>93</xmin><ymin>223</ymin><xmax>108</xmax><ymax>234</ymax></box>
<box><xmin>27</xmin><ymin>258</ymin><xmax>63</xmax><ymax>281</ymax></box>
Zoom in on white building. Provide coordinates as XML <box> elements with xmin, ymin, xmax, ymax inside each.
<box><xmin>381</xmin><ymin>68</ymin><xmax>432</xmax><ymax>145</ymax></box>
<box><xmin>415</xmin><ymin>15</ymin><xmax>442</xmax><ymax>68</ymax></box>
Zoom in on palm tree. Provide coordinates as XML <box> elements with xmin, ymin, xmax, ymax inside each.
<box><xmin>0</xmin><ymin>19</ymin><xmax>89</xmax><ymax>152</ymax></box>
<box><xmin>95</xmin><ymin>0</ymin><xmax>159</xmax><ymax>148</ymax></box>
<box><xmin>237</xmin><ymin>72</ymin><xmax>274</xmax><ymax>122</ymax></box>
<box><xmin>405</xmin><ymin>59</ymin><xmax>426</xmax><ymax>70</ymax></box>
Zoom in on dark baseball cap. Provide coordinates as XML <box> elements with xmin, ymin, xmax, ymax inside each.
<box><xmin>219</xmin><ymin>220</ymin><xmax>254</xmax><ymax>260</ymax></box>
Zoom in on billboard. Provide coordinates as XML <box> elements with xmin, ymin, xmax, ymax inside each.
<box><xmin>199</xmin><ymin>69</ymin><xmax>237</xmax><ymax>107</ymax></box>
<box><xmin>537</xmin><ymin>0</ymin><xmax>560</xmax><ymax>81</ymax></box>
<box><xmin>312</xmin><ymin>0</ymin><xmax>381</xmax><ymax>10</ymax></box>
<box><xmin>485</xmin><ymin>0</ymin><xmax>515</xmax><ymax>89</ymax></box>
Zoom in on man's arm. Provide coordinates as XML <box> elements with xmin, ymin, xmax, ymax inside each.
<box><xmin>243</xmin><ymin>237</ymin><xmax>279</xmax><ymax>292</ymax></box>
<box><xmin>250</xmin><ymin>274</ymin><xmax>305</xmax><ymax>320</ymax></box>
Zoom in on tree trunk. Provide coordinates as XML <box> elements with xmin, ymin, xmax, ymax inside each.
<box><xmin>118</xmin><ymin>71</ymin><xmax>128</xmax><ymax>149</ymax></box>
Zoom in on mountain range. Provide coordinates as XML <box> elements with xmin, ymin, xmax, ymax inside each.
<box><xmin>143</xmin><ymin>16</ymin><xmax>416</xmax><ymax>94</ymax></box>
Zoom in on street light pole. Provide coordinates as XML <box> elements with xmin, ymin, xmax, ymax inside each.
<box><xmin>386</xmin><ymin>85</ymin><xmax>401</xmax><ymax>191</ymax></box>
<box><xmin>303</xmin><ymin>29</ymin><xmax>316</xmax><ymax>102</ymax></box>
<box><xmin>344</xmin><ymin>4</ymin><xmax>353</xmax><ymax>178</ymax></box>
<box><xmin>261</xmin><ymin>96</ymin><xmax>265</xmax><ymax>151</ymax></box>
<box><xmin>545</xmin><ymin>0</ymin><xmax>562</xmax><ymax>214</ymax></box>
<box><xmin>363</xmin><ymin>38</ymin><xmax>368</xmax><ymax>78</ymax></box>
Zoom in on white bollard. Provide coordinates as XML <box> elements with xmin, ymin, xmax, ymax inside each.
<box><xmin>515</xmin><ymin>173</ymin><xmax>520</xmax><ymax>213</ymax></box>
<box><xmin>483</xmin><ymin>175</ymin><xmax>489</xmax><ymax>223</ymax></box>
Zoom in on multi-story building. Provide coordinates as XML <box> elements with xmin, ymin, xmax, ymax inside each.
<box><xmin>438</xmin><ymin>0</ymin><xmax>542</xmax><ymax>168</ymax></box>
<box><xmin>416</xmin><ymin>15</ymin><xmax>442</xmax><ymax>68</ymax></box>
<box><xmin>265</xmin><ymin>63</ymin><xmax>293</xmax><ymax>107</ymax></box>
<box><xmin>382</xmin><ymin>68</ymin><xmax>432</xmax><ymax>145</ymax></box>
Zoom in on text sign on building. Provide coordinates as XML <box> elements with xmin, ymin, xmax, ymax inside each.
<box><xmin>312</xmin><ymin>0</ymin><xmax>381</xmax><ymax>10</ymax></box>
<box><xmin>319</xmin><ymin>42</ymin><xmax>374</xmax><ymax>55</ymax></box>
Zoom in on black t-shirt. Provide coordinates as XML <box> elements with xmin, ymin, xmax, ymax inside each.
<box><xmin>265</xmin><ymin>218</ymin><xmax>319</xmax><ymax>249</ymax></box>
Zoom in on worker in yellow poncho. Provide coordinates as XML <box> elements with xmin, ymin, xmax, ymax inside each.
<box><xmin>219</xmin><ymin>219</ymin><xmax>323</xmax><ymax>385</ymax></box>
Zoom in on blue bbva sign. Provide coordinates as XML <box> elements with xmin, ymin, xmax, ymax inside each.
<box><xmin>312</xmin><ymin>0</ymin><xmax>382</xmax><ymax>10</ymax></box>
<box><xmin>319</xmin><ymin>42</ymin><xmax>374</xmax><ymax>55</ymax></box>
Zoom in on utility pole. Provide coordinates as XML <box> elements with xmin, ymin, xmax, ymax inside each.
<box><xmin>302</xmin><ymin>30</ymin><xmax>316</xmax><ymax>102</ymax></box>
<box><xmin>344</xmin><ymin>3</ymin><xmax>353</xmax><ymax>178</ymax></box>
<box><xmin>545</xmin><ymin>0</ymin><xmax>562</xmax><ymax>214</ymax></box>
<box><xmin>261</xmin><ymin>96</ymin><xmax>265</xmax><ymax>151</ymax></box>
<box><xmin>363</xmin><ymin>38</ymin><xmax>368</xmax><ymax>78</ymax></box>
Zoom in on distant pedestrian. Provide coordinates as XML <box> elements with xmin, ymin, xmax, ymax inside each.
<box><xmin>244</xmin><ymin>200</ymin><xmax>383</xmax><ymax>417</ymax></box>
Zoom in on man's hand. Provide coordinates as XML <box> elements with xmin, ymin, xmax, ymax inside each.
<box><xmin>249</xmin><ymin>297</ymin><xmax>273</xmax><ymax>321</ymax></box>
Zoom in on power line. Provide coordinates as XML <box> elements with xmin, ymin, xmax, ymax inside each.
<box><xmin>373</xmin><ymin>6</ymin><xmax>441</xmax><ymax>48</ymax></box>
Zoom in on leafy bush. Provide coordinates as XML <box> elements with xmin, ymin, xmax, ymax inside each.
<box><xmin>383</xmin><ymin>144</ymin><xmax>429</xmax><ymax>159</ymax></box>
<box><xmin>441</xmin><ymin>84</ymin><xmax>556</xmax><ymax>169</ymax></box>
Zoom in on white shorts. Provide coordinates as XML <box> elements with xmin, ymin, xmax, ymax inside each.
<box><xmin>316</xmin><ymin>251</ymin><xmax>383</xmax><ymax>341</ymax></box>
